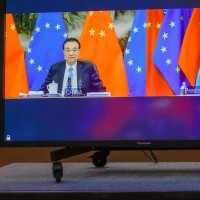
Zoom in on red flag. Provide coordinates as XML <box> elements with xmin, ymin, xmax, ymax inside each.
<box><xmin>178</xmin><ymin>8</ymin><xmax>200</xmax><ymax>86</ymax></box>
<box><xmin>79</xmin><ymin>11</ymin><xmax>128</xmax><ymax>96</ymax></box>
<box><xmin>5</xmin><ymin>14</ymin><xmax>29</xmax><ymax>98</ymax></box>
<box><xmin>146</xmin><ymin>10</ymin><xmax>174</xmax><ymax>96</ymax></box>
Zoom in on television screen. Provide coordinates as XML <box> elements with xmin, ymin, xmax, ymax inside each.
<box><xmin>1</xmin><ymin>0</ymin><xmax>200</xmax><ymax>148</ymax></box>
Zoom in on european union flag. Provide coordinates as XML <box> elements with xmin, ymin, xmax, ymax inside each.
<box><xmin>195</xmin><ymin>70</ymin><xmax>200</xmax><ymax>86</ymax></box>
<box><xmin>25</xmin><ymin>12</ymin><xmax>68</xmax><ymax>91</ymax></box>
<box><xmin>153</xmin><ymin>9</ymin><xmax>192</xmax><ymax>94</ymax></box>
<box><xmin>124</xmin><ymin>10</ymin><xmax>146</xmax><ymax>96</ymax></box>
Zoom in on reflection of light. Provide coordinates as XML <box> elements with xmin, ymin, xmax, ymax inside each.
<box><xmin>151</xmin><ymin>97</ymin><xmax>171</xmax><ymax>109</ymax></box>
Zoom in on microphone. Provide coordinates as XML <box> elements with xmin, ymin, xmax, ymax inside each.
<box><xmin>68</xmin><ymin>77</ymin><xmax>71</xmax><ymax>87</ymax></box>
<box><xmin>78</xmin><ymin>80</ymin><xmax>84</xmax><ymax>96</ymax></box>
<box><xmin>65</xmin><ymin>77</ymin><xmax>72</xmax><ymax>96</ymax></box>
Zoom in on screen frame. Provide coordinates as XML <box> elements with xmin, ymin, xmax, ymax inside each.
<box><xmin>1</xmin><ymin>0</ymin><xmax>200</xmax><ymax>149</ymax></box>
<box><xmin>6</xmin><ymin>0</ymin><xmax>200</xmax><ymax>13</ymax></box>
<box><xmin>0</xmin><ymin>0</ymin><xmax>5</xmax><ymax>147</ymax></box>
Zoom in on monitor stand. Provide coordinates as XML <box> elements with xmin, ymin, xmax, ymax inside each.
<box><xmin>50</xmin><ymin>148</ymin><xmax>157</xmax><ymax>183</ymax></box>
<box><xmin>50</xmin><ymin>147</ymin><xmax>110</xmax><ymax>183</ymax></box>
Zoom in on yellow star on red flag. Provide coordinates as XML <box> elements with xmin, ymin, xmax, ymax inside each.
<box><xmin>79</xmin><ymin>11</ymin><xmax>128</xmax><ymax>96</ymax></box>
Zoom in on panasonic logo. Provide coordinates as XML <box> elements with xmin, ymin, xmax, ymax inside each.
<box><xmin>137</xmin><ymin>141</ymin><xmax>151</xmax><ymax>145</ymax></box>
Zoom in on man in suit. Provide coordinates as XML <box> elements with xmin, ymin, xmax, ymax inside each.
<box><xmin>40</xmin><ymin>38</ymin><xmax>106</xmax><ymax>95</ymax></box>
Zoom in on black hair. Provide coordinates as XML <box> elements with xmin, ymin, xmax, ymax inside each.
<box><xmin>62</xmin><ymin>38</ymin><xmax>81</xmax><ymax>50</ymax></box>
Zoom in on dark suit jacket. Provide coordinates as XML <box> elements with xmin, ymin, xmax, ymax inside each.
<box><xmin>40</xmin><ymin>60</ymin><xmax>106</xmax><ymax>94</ymax></box>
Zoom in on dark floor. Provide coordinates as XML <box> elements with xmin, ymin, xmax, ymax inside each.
<box><xmin>0</xmin><ymin>162</ymin><xmax>200</xmax><ymax>199</ymax></box>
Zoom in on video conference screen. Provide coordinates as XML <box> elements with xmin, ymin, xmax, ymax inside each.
<box><xmin>5</xmin><ymin>9</ymin><xmax>200</xmax><ymax>98</ymax></box>
<box><xmin>3</xmin><ymin>0</ymin><xmax>200</xmax><ymax>146</ymax></box>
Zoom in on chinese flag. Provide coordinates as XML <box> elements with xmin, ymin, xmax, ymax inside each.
<box><xmin>5</xmin><ymin>14</ymin><xmax>29</xmax><ymax>98</ymax></box>
<box><xmin>146</xmin><ymin>10</ymin><xmax>173</xmax><ymax>96</ymax></box>
<box><xmin>79</xmin><ymin>11</ymin><xmax>128</xmax><ymax>96</ymax></box>
<box><xmin>178</xmin><ymin>8</ymin><xmax>200</xmax><ymax>87</ymax></box>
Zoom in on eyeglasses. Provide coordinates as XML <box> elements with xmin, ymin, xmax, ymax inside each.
<box><xmin>64</xmin><ymin>49</ymin><xmax>79</xmax><ymax>55</ymax></box>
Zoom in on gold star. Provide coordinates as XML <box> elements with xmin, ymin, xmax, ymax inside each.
<box><xmin>108</xmin><ymin>23</ymin><xmax>114</xmax><ymax>30</ymax></box>
<box><xmin>35</xmin><ymin>27</ymin><xmax>40</xmax><ymax>33</ymax></box>
<box><xmin>125</xmin><ymin>48</ymin><xmax>130</xmax><ymax>55</ymax></box>
<box><xmin>63</xmin><ymin>33</ymin><xmax>68</xmax><ymax>38</ymax></box>
<box><xmin>156</xmin><ymin>23</ymin><xmax>161</xmax><ymax>29</ymax></box>
<box><xmin>10</xmin><ymin>24</ymin><xmax>15</xmax><ymax>31</ymax></box>
<box><xmin>169</xmin><ymin>21</ymin><xmax>175</xmax><ymax>28</ymax></box>
<box><xmin>162</xmin><ymin>32</ymin><xmax>168</xmax><ymax>40</ymax></box>
<box><xmin>29</xmin><ymin>58</ymin><xmax>35</xmax><ymax>64</ymax></box>
<box><xmin>160</xmin><ymin>46</ymin><xmax>167</xmax><ymax>53</ymax></box>
<box><xmin>136</xmin><ymin>66</ymin><xmax>142</xmax><ymax>73</ymax></box>
<box><xmin>133</xmin><ymin>27</ymin><xmax>138</xmax><ymax>33</ymax></box>
<box><xmin>45</xmin><ymin>23</ymin><xmax>50</xmax><ymax>29</ymax></box>
<box><xmin>128</xmin><ymin>60</ymin><xmax>133</xmax><ymax>66</ymax></box>
<box><xmin>147</xmin><ymin>21</ymin><xmax>152</xmax><ymax>28</ymax></box>
<box><xmin>27</xmin><ymin>47</ymin><xmax>32</xmax><ymax>53</ymax></box>
<box><xmin>175</xmin><ymin>66</ymin><xmax>180</xmax><ymax>73</ymax></box>
<box><xmin>37</xmin><ymin>66</ymin><xmax>42</xmax><ymax>72</ymax></box>
<box><xmin>55</xmin><ymin>24</ymin><xmax>61</xmax><ymax>30</ymax></box>
<box><xmin>89</xmin><ymin>28</ymin><xmax>95</xmax><ymax>35</ymax></box>
<box><xmin>99</xmin><ymin>30</ymin><xmax>105</xmax><ymax>37</ymax></box>
<box><xmin>165</xmin><ymin>58</ymin><xmax>172</xmax><ymax>65</ymax></box>
<box><xmin>143</xmin><ymin>22</ymin><xmax>147</xmax><ymax>29</ymax></box>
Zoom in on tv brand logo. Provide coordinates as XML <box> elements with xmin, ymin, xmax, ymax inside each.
<box><xmin>136</xmin><ymin>141</ymin><xmax>151</xmax><ymax>145</ymax></box>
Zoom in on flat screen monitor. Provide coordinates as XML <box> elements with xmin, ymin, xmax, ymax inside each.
<box><xmin>1</xmin><ymin>0</ymin><xmax>200</xmax><ymax>149</ymax></box>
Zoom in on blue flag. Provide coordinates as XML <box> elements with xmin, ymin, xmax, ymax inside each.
<box><xmin>195</xmin><ymin>70</ymin><xmax>200</xmax><ymax>86</ymax></box>
<box><xmin>153</xmin><ymin>9</ymin><xmax>193</xmax><ymax>94</ymax></box>
<box><xmin>124</xmin><ymin>10</ymin><xmax>146</xmax><ymax>96</ymax></box>
<box><xmin>25</xmin><ymin>12</ymin><xmax>68</xmax><ymax>91</ymax></box>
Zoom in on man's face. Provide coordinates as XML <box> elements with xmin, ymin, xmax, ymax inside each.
<box><xmin>63</xmin><ymin>41</ymin><xmax>80</xmax><ymax>66</ymax></box>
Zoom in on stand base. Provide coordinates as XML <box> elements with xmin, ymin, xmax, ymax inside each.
<box><xmin>50</xmin><ymin>147</ymin><xmax>110</xmax><ymax>182</ymax></box>
<box><xmin>50</xmin><ymin>147</ymin><xmax>158</xmax><ymax>182</ymax></box>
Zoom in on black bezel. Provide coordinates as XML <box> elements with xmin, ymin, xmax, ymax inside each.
<box><xmin>1</xmin><ymin>0</ymin><xmax>200</xmax><ymax>149</ymax></box>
